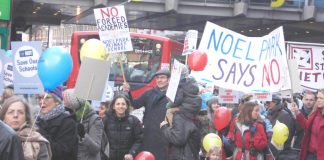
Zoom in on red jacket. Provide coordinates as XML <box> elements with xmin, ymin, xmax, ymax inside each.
<box><xmin>227</xmin><ymin>121</ymin><xmax>268</xmax><ymax>160</ymax></box>
<box><xmin>297</xmin><ymin>109</ymin><xmax>324</xmax><ymax>160</ymax></box>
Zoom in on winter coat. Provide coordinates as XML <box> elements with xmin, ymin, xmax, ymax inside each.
<box><xmin>267</xmin><ymin>103</ymin><xmax>295</xmax><ymax>149</ymax></box>
<box><xmin>297</xmin><ymin>109</ymin><xmax>324</xmax><ymax>160</ymax></box>
<box><xmin>161</xmin><ymin>111</ymin><xmax>201</xmax><ymax>160</ymax></box>
<box><xmin>77</xmin><ymin>109</ymin><xmax>103</xmax><ymax>160</ymax></box>
<box><xmin>293</xmin><ymin>106</ymin><xmax>311</xmax><ymax>149</ymax></box>
<box><xmin>227</xmin><ymin>121</ymin><xmax>268</xmax><ymax>160</ymax></box>
<box><xmin>0</xmin><ymin>120</ymin><xmax>24</xmax><ymax>160</ymax></box>
<box><xmin>129</xmin><ymin>87</ymin><xmax>168</xmax><ymax>160</ymax></box>
<box><xmin>103</xmin><ymin>111</ymin><xmax>143</xmax><ymax>160</ymax></box>
<box><xmin>37</xmin><ymin>112</ymin><xmax>78</xmax><ymax>160</ymax></box>
<box><xmin>18</xmin><ymin>124</ymin><xmax>52</xmax><ymax>160</ymax></box>
<box><xmin>172</xmin><ymin>77</ymin><xmax>201</xmax><ymax>114</ymax></box>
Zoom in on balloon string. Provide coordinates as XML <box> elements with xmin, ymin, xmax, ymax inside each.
<box><xmin>24</xmin><ymin>93</ymin><xmax>48</xmax><ymax>148</ymax></box>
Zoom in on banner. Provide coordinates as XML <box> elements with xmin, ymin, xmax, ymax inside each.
<box><xmin>0</xmin><ymin>50</ymin><xmax>5</xmax><ymax>93</ymax></box>
<box><xmin>287</xmin><ymin>42</ymin><xmax>324</xmax><ymax>91</ymax></box>
<box><xmin>94</xmin><ymin>5</ymin><xmax>133</xmax><ymax>53</ymax></box>
<box><xmin>12</xmin><ymin>41</ymin><xmax>44</xmax><ymax>94</ymax></box>
<box><xmin>191</xmin><ymin>22</ymin><xmax>291</xmax><ymax>93</ymax></box>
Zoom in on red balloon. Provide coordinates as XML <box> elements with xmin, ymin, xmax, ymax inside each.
<box><xmin>213</xmin><ymin>107</ymin><xmax>231</xmax><ymax>131</ymax></box>
<box><xmin>135</xmin><ymin>151</ymin><xmax>155</xmax><ymax>160</ymax></box>
<box><xmin>188</xmin><ymin>50</ymin><xmax>208</xmax><ymax>71</ymax></box>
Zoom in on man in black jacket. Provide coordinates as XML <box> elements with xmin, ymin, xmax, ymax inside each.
<box><xmin>123</xmin><ymin>69</ymin><xmax>170</xmax><ymax>160</ymax></box>
<box><xmin>0</xmin><ymin>120</ymin><xmax>24</xmax><ymax>160</ymax></box>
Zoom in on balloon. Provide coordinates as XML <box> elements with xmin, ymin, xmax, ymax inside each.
<box><xmin>188</xmin><ymin>50</ymin><xmax>208</xmax><ymax>71</ymax></box>
<box><xmin>213</xmin><ymin>107</ymin><xmax>231</xmax><ymax>131</ymax></box>
<box><xmin>203</xmin><ymin>133</ymin><xmax>222</xmax><ymax>152</ymax></box>
<box><xmin>5</xmin><ymin>50</ymin><xmax>12</xmax><ymax>57</ymax></box>
<box><xmin>134</xmin><ymin>151</ymin><xmax>155</xmax><ymax>160</ymax></box>
<box><xmin>272</xmin><ymin>120</ymin><xmax>289</xmax><ymax>145</ymax></box>
<box><xmin>271</xmin><ymin>0</ymin><xmax>285</xmax><ymax>8</ymax></box>
<box><xmin>38</xmin><ymin>47</ymin><xmax>73</xmax><ymax>91</ymax></box>
<box><xmin>80</xmin><ymin>39</ymin><xmax>107</xmax><ymax>61</ymax></box>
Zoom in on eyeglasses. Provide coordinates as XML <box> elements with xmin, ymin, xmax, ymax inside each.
<box><xmin>37</xmin><ymin>96</ymin><xmax>54</xmax><ymax>101</ymax></box>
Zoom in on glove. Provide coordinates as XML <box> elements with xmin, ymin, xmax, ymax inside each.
<box><xmin>77</xmin><ymin>123</ymin><xmax>86</xmax><ymax>138</ymax></box>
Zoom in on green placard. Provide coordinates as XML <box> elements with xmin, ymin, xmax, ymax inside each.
<box><xmin>0</xmin><ymin>0</ymin><xmax>11</xmax><ymax>20</ymax></box>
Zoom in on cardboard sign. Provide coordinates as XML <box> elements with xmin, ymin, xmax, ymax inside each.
<box><xmin>182</xmin><ymin>30</ymin><xmax>198</xmax><ymax>55</ymax></box>
<box><xmin>287</xmin><ymin>42</ymin><xmax>324</xmax><ymax>91</ymax></box>
<box><xmin>218</xmin><ymin>88</ymin><xmax>240</xmax><ymax>104</ymax></box>
<box><xmin>12</xmin><ymin>41</ymin><xmax>43</xmax><ymax>94</ymax></box>
<box><xmin>74</xmin><ymin>57</ymin><xmax>111</xmax><ymax>101</ymax></box>
<box><xmin>191</xmin><ymin>22</ymin><xmax>291</xmax><ymax>93</ymax></box>
<box><xmin>94</xmin><ymin>6</ymin><xmax>133</xmax><ymax>53</ymax></box>
<box><xmin>166</xmin><ymin>60</ymin><xmax>184</xmax><ymax>102</ymax></box>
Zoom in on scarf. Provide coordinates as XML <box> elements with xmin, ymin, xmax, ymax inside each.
<box><xmin>39</xmin><ymin>104</ymin><xmax>65</xmax><ymax>121</ymax></box>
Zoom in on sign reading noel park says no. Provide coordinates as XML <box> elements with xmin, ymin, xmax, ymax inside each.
<box><xmin>94</xmin><ymin>6</ymin><xmax>133</xmax><ymax>53</ymax></box>
<box><xmin>191</xmin><ymin>22</ymin><xmax>291</xmax><ymax>93</ymax></box>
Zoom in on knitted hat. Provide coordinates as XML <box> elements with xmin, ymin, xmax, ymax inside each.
<box><xmin>49</xmin><ymin>86</ymin><xmax>63</xmax><ymax>101</ymax></box>
<box><xmin>272</xmin><ymin>93</ymin><xmax>282</xmax><ymax>102</ymax></box>
<box><xmin>62</xmin><ymin>89</ymin><xmax>86</xmax><ymax>110</ymax></box>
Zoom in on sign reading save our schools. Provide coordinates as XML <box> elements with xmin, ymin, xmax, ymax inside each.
<box><xmin>12</xmin><ymin>41</ymin><xmax>44</xmax><ymax>94</ymax></box>
<box><xmin>191</xmin><ymin>22</ymin><xmax>291</xmax><ymax>93</ymax></box>
<box><xmin>2</xmin><ymin>52</ymin><xmax>13</xmax><ymax>87</ymax></box>
<box><xmin>287</xmin><ymin>42</ymin><xmax>324</xmax><ymax>91</ymax></box>
<box><xmin>94</xmin><ymin>6</ymin><xmax>133</xmax><ymax>53</ymax></box>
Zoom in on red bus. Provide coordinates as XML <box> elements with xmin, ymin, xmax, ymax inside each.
<box><xmin>67</xmin><ymin>31</ymin><xmax>184</xmax><ymax>98</ymax></box>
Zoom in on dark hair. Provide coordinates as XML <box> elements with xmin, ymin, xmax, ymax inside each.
<box><xmin>109</xmin><ymin>94</ymin><xmax>131</xmax><ymax>114</ymax></box>
<box><xmin>0</xmin><ymin>96</ymin><xmax>33</xmax><ymax>127</ymax></box>
<box><xmin>238</xmin><ymin>101</ymin><xmax>262</xmax><ymax>125</ymax></box>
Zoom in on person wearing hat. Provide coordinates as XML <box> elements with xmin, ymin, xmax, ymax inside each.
<box><xmin>63</xmin><ymin>89</ymin><xmax>104</xmax><ymax>160</ymax></box>
<box><xmin>265</xmin><ymin>93</ymin><xmax>296</xmax><ymax>152</ymax></box>
<box><xmin>36</xmin><ymin>86</ymin><xmax>78</xmax><ymax>160</ymax></box>
<box><xmin>122</xmin><ymin>68</ymin><xmax>170</xmax><ymax>160</ymax></box>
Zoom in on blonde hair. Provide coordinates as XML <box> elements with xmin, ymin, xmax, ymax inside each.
<box><xmin>206</xmin><ymin>146</ymin><xmax>222</xmax><ymax>160</ymax></box>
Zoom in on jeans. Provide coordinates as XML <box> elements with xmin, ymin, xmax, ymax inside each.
<box><xmin>306</xmin><ymin>153</ymin><xmax>317</xmax><ymax>160</ymax></box>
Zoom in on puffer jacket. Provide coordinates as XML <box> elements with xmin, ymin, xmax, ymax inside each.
<box><xmin>161</xmin><ymin>111</ymin><xmax>201</xmax><ymax>160</ymax></box>
<box><xmin>0</xmin><ymin>120</ymin><xmax>24</xmax><ymax>160</ymax></box>
<box><xmin>77</xmin><ymin>109</ymin><xmax>103</xmax><ymax>160</ymax></box>
<box><xmin>103</xmin><ymin>111</ymin><xmax>143</xmax><ymax>160</ymax></box>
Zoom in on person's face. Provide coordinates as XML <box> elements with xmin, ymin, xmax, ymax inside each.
<box><xmin>113</xmin><ymin>98</ymin><xmax>128</xmax><ymax>117</ymax></box>
<box><xmin>265</xmin><ymin>101</ymin><xmax>276</xmax><ymax>109</ymax></box>
<box><xmin>38</xmin><ymin>93</ymin><xmax>58</xmax><ymax>114</ymax></box>
<box><xmin>155</xmin><ymin>75</ymin><xmax>169</xmax><ymax>90</ymax></box>
<box><xmin>209</xmin><ymin>151</ymin><xmax>221</xmax><ymax>160</ymax></box>
<box><xmin>316</xmin><ymin>92</ymin><xmax>324</xmax><ymax>109</ymax></box>
<box><xmin>4</xmin><ymin>102</ymin><xmax>26</xmax><ymax>130</ymax></box>
<box><xmin>98</xmin><ymin>105</ymin><xmax>107</xmax><ymax>118</ymax></box>
<box><xmin>303</xmin><ymin>94</ymin><xmax>316</xmax><ymax>109</ymax></box>
<box><xmin>211</xmin><ymin>103</ymin><xmax>220</xmax><ymax>112</ymax></box>
<box><xmin>252</xmin><ymin>105</ymin><xmax>260</xmax><ymax>120</ymax></box>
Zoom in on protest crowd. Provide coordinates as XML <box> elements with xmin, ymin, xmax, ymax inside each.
<box><xmin>0</xmin><ymin>65</ymin><xmax>323</xmax><ymax>160</ymax></box>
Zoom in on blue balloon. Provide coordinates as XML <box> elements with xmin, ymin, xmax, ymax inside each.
<box><xmin>38</xmin><ymin>47</ymin><xmax>73</xmax><ymax>91</ymax></box>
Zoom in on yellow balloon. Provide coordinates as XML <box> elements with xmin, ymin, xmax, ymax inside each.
<box><xmin>271</xmin><ymin>0</ymin><xmax>285</xmax><ymax>8</ymax></box>
<box><xmin>272</xmin><ymin>121</ymin><xmax>289</xmax><ymax>145</ymax></box>
<box><xmin>202</xmin><ymin>133</ymin><xmax>222</xmax><ymax>152</ymax></box>
<box><xmin>80</xmin><ymin>39</ymin><xmax>107</xmax><ymax>61</ymax></box>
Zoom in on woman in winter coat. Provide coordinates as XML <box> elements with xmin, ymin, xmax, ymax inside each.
<box><xmin>291</xmin><ymin>88</ymin><xmax>324</xmax><ymax>160</ymax></box>
<box><xmin>103</xmin><ymin>94</ymin><xmax>143</xmax><ymax>160</ymax></box>
<box><xmin>227</xmin><ymin>101</ymin><xmax>268</xmax><ymax>160</ymax></box>
<box><xmin>0</xmin><ymin>96</ymin><xmax>52</xmax><ymax>160</ymax></box>
<box><xmin>63</xmin><ymin>89</ymin><xmax>104</xmax><ymax>160</ymax></box>
<box><xmin>36</xmin><ymin>86</ymin><xmax>78</xmax><ymax>160</ymax></box>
